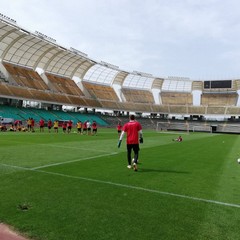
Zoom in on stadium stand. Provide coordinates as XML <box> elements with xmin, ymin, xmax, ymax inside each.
<box><xmin>51</xmin><ymin>93</ymin><xmax>72</xmax><ymax>105</ymax></box>
<box><xmin>0</xmin><ymin>82</ymin><xmax>12</xmax><ymax>96</ymax></box>
<box><xmin>206</xmin><ymin>106</ymin><xmax>226</xmax><ymax>115</ymax></box>
<box><xmin>82</xmin><ymin>81</ymin><xmax>119</xmax><ymax>101</ymax></box>
<box><xmin>187</xmin><ymin>106</ymin><xmax>206</xmax><ymax>115</ymax></box>
<box><xmin>0</xmin><ymin>105</ymin><xmax>108</xmax><ymax>126</ymax></box>
<box><xmin>226</xmin><ymin>107</ymin><xmax>240</xmax><ymax>115</ymax></box>
<box><xmin>45</xmin><ymin>73</ymin><xmax>84</xmax><ymax>96</ymax></box>
<box><xmin>83</xmin><ymin>98</ymin><xmax>102</xmax><ymax>108</ymax></box>
<box><xmin>201</xmin><ymin>93</ymin><xmax>237</xmax><ymax>106</ymax></box>
<box><xmin>98</xmin><ymin>100</ymin><xmax>119</xmax><ymax>110</ymax></box>
<box><xmin>3</xmin><ymin>62</ymin><xmax>49</xmax><ymax>90</ymax></box>
<box><xmin>161</xmin><ymin>92</ymin><xmax>193</xmax><ymax>105</ymax></box>
<box><xmin>67</xmin><ymin>95</ymin><xmax>87</xmax><ymax>106</ymax></box>
<box><xmin>5</xmin><ymin>85</ymin><xmax>34</xmax><ymax>99</ymax></box>
<box><xmin>0</xmin><ymin>105</ymin><xmax>23</xmax><ymax>119</ymax></box>
<box><xmin>121</xmin><ymin>88</ymin><xmax>154</xmax><ymax>104</ymax></box>
<box><xmin>133</xmin><ymin>103</ymin><xmax>154</xmax><ymax>112</ymax></box>
<box><xmin>69</xmin><ymin>113</ymin><xmax>108</xmax><ymax>126</ymax></box>
<box><xmin>27</xmin><ymin>89</ymin><xmax>55</xmax><ymax>102</ymax></box>
<box><xmin>169</xmin><ymin>105</ymin><xmax>188</xmax><ymax>114</ymax></box>
<box><xmin>117</xmin><ymin>102</ymin><xmax>137</xmax><ymax>111</ymax></box>
<box><xmin>151</xmin><ymin>104</ymin><xmax>170</xmax><ymax>114</ymax></box>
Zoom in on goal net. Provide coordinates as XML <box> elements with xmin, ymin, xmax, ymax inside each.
<box><xmin>156</xmin><ymin>121</ymin><xmax>189</xmax><ymax>134</ymax></box>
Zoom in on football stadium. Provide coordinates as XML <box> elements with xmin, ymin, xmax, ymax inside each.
<box><xmin>0</xmin><ymin>9</ymin><xmax>240</xmax><ymax>240</ymax></box>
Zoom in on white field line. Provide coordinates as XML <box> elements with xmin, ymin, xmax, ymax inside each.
<box><xmin>1</xmin><ymin>163</ymin><xmax>240</xmax><ymax>209</ymax></box>
<box><xmin>0</xmin><ymin>163</ymin><xmax>30</xmax><ymax>171</ymax></box>
<box><xmin>31</xmin><ymin>152</ymin><xmax>118</xmax><ymax>170</ymax></box>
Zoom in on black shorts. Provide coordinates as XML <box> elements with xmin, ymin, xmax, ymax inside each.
<box><xmin>127</xmin><ymin>144</ymin><xmax>139</xmax><ymax>153</ymax></box>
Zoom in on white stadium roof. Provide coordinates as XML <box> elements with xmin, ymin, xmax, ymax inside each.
<box><xmin>83</xmin><ymin>64</ymin><xmax>120</xmax><ymax>85</ymax></box>
<box><xmin>0</xmin><ymin>18</ymin><xmax>94</xmax><ymax>79</ymax></box>
<box><xmin>0</xmin><ymin>16</ymin><xmax>204</xmax><ymax>90</ymax></box>
<box><xmin>0</xmin><ymin>17</ymin><xmax>165</xmax><ymax>87</ymax></box>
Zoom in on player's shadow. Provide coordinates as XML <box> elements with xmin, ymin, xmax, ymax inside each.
<box><xmin>139</xmin><ymin>168</ymin><xmax>189</xmax><ymax>174</ymax></box>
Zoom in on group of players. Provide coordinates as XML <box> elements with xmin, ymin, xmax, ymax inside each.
<box><xmin>38</xmin><ymin>119</ymin><xmax>98</xmax><ymax>135</ymax></box>
<box><xmin>2</xmin><ymin>118</ymin><xmax>98</xmax><ymax>135</ymax></box>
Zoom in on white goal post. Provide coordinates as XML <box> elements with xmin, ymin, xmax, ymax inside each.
<box><xmin>156</xmin><ymin>121</ymin><xmax>189</xmax><ymax>134</ymax></box>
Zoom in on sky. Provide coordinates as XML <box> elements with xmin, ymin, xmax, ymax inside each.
<box><xmin>1</xmin><ymin>0</ymin><xmax>240</xmax><ymax>80</ymax></box>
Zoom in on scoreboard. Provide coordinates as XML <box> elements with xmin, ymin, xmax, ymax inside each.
<box><xmin>204</xmin><ymin>80</ymin><xmax>232</xmax><ymax>89</ymax></box>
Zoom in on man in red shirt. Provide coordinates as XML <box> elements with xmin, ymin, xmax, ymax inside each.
<box><xmin>47</xmin><ymin>119</ymin><xmax>52</xmax><ymax>133</ymax></box>
<box><xmin>172</xmin><ymin>136</ymin><xmax>183</xmax><ymax>142</ymax></box>
<box><xmin>117</xmin><ymin>122</ymin><xmax>122</xmax><ymax>137</ymax></box>
<box><xmin>82</xmin><ymin>121</ymin><xmax>87</xmax><ymax>135</ymax></box>
<box><xmin>67</xmin><ymin>120</ymin><xmax>73</xmax><ymax>134</ymax></box>
<box><xmin>31</xmin><ymin>118</ymin><xmax>35</xmax><ymax>132</ymax></box>
<box><xmin>92</xmin><ymin>121</ymin><xmax>97</xmax><ymax>136</ymax></box>
<box><xmin>62</xmin><ymin>121</ymin><xmax>67</xmax><ymax>133</ymax></box>
<box><xmin>39</xmin><ymin>119</ymin><xmax>45</xmax><ymax>132</ymax></box>
<box><xmin>118</xmin><ymin>115</ymin><xmax>143</xmax><ymax>171</ymax></box>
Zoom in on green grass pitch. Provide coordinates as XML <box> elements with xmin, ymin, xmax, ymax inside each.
<box><xmin>0</xmin><ymin>129</ymin><xmax>240</xmax><ymax>240</ymax></box>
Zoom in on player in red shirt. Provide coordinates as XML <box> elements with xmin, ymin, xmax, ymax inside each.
<box><xmin>31</xmin><ymin>118</ymin><xmax>35</xmax><ymax>132</ymax></box>
<box><xmin>118</xmin><ymin>115</ymin><xmax>143</xmax><ymax>171</ymax></box>
<box><xmin>82</xmin><ymin>121</ymin><xmax>87</xmax><ymax>135</ymax></box>
<box><xmin>67</xmin><ymin>120</ymin><xmax>73</xmax><ymax>134</ymax></box>
<box><xmin>92</xmin><ymin>121</ymin><xmax>97</xmax><ymax>136</ymax></box>
<box><xmin>39</xmin><ymin>119</ymin><xmax>45</xmax><ymax>132</ymax></box>
<box><xmin>172</xmin><ymin>136</ymin><xmax>183</xmax><ymax>142</ymax></box>
<box><xmin>117</xmin><ymin>122</ymin><xmax>122</xmax><ymax>137</ymax></box>
<box><xmin>62</xmin><ymin>121</ymin><xmax>67</xmax><ymax>133</ymax></box>
<box><xmin>47</xmin><ymin>119</ymin><xmax>52</xmax><ymax>133</ymax></box>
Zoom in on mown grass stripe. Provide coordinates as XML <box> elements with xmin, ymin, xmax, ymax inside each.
<box><xmin>1</xmin><ymin>162</ymin><xmax>240</xmax><ymax>209</ymax></box>
<box><xmin>31</xmin><ymin>152</ymin><xmax>118</xmax><ymax>170</ymax></box>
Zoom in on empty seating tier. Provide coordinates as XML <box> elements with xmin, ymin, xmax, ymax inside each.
<box><xmin>161</xmin><ymin>92</ymin><xmax>193</xmax><ymax>105</ymax></box>
<box><xmin>3</xmin><ymin>62</ymin><xmax>49</xmax><ymax>90</ymax></box>
<box><xmin>82</xmin><ymin>81</ymin><xmax>119</xmax><ymax>101</ymax></box>
<box><xmin>201</xmin><ymin>93</ymin><xmax>237</xmax><ymax>106</ymax></box>
<box><xmin>121</xmin><ymin>88</ymin><xmax>154</xmax><ymax>104</ymax></box>
<box><xmin>45</xmin><ymin>73</ymin><xmax>84</xmax><ymax>96</ymax></box>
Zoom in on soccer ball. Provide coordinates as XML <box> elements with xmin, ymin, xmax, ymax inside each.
<box><xmin>238</xmin><ymin>159</ymin><xmax>240</xmax><ymax>164</ymax></box>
